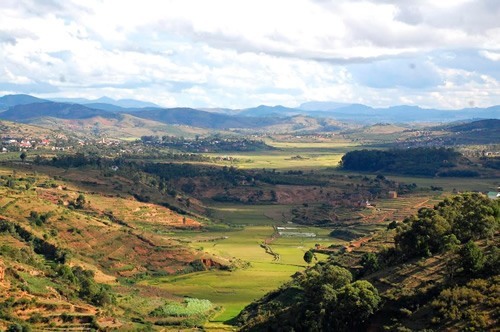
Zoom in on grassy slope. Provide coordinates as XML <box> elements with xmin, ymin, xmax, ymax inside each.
<box><xmin>0</xmin><ymin>164</ymin><xmax>214</xmax><ymax>330</ymax></box>
<box><xmin>0</xmin><ymin>120</ymin><xmax>61</xmax><ymax>137</ymax></box>
<box><xmin>30</xmin><ymin>114</ymin><xmax>211</xmax><ymax>139</ymax></box>
<box><xmin>0</xmin><ymin>233</ymin><xmax>102</xmax><ymax>331</ymax></box>
<box><xmin>235</xmin><ymin>200</ymin><xmax>499</xmax><ymax>331</ymax></box>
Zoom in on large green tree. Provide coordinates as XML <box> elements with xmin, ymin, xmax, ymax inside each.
<box><xmin>458</xmin><ymin>240</ymin><xmax>485</xmax><ymax>275</ymax></box>
<box><xmin>395</xmin><ymin>193</ymin><xmax>499</xmax><ymax>259</ymax></box>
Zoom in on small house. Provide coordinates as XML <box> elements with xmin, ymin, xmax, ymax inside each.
<box><xmin>388</xmin><ymin>191</ymin><xmax>398</xmax><ymax>199</ymax></box>
<box><xmin>487</xmin><ymin>192</ymin><xmax>500</xmax><ymax>200</ymax></box>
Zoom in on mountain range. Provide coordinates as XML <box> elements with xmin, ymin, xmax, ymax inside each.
<box><xmin>0</xmin><ymin>94</ymin><xmax>499</xmax><ymax>131</ymax></box>
<box><xmin>49</xmin><ymin>96</ymin><xmax>160</xmax><ymax>109</ymax></box>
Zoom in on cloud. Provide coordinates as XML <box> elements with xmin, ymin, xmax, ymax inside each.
<box><xmin>480</xmin><ymin>50</ymin><xmax>500</xmax><ymax>62</ymax></box>
<box><xmin>0</xmin><ymin>0</ymin><xmax>499</xmax><ymax>109</ymax></box>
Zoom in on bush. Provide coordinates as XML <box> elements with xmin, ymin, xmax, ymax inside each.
<box><xmin>360</xmin><ymin>252</ymin><xmax>380</xmax><ymax>275</ymax></box>
<box><xmin>150</xmin><ymin>298</ymin><xmax>213</xmax><ymax>318</ymax></box>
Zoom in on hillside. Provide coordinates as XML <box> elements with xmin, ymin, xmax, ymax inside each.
<box><xmin>3</xmin><ymin>95</ymin><xmax>499</xmax><ymax>129</ymax></box>
<box><xmin>439</xmin><ymin>119</ymin><xmax>500</xmax><ymax>145</ymax></box>
<box><xmin>0</xmin><ymin>120</ymin><xmax>64</xmax><ymax>139</ymax></box>
<box><xmin>131</xmin><ymin>107</ymin><xmax>285</xmax><ymax>129</ymax></box>
<box><xmin>339</xmin><ymin>147</ymin><xmax>485</xmax><ymax>177</ymax></box>
<box><xmin>447</xmin><ymin>118</ymin><xmax>500</xmax><ymax>132</ymax></box>
<box><xmin>236</xmin><ymin>193</ymin><xmax>500</xmax><ymax>331</ymax></box>
<box><xmin>0</xmin><ymin>102</ymin><xmax>117</xmax><ymax>121</ymax></box>
<box><xmin>0</xmin><ymin>163</ymin><xmax>224</xmax><ymax>330</ymax></box>
<box><xmin>29</xmin><ymin>113</ymin><xmax>211</xmax><ymax>139</ymax></box>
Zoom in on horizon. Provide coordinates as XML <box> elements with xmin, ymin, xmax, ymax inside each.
<box><xmin>2</xmin><ymin>93</ymin><xmax>500</xmax><ymax>112</ymax></box>
<box><xmin>1</xmin><ymin>1</ymin><xmax>500</xmax><ymax>110</ymax></box>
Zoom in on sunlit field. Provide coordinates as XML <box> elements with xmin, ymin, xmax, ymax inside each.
<box><xmin>143</xmin><ymin>203</ymin><xmax>339</xmax><ymax>324</ymax></box>
<box><xmin>203</xmin><ymin>140</ymin><xmax>360</xmax><ymax>170</ymax></box>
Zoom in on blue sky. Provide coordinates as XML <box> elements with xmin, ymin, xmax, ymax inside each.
<box><xmin>1</xmin><ymin>0</ymin><xmax>499</xmax><ymax>109</ymax></box>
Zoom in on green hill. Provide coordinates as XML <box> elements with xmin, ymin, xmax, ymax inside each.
<box><xmin>235</xmin><ymin>193</ymin><xmax>500</xmax><ymax>331</ymax></box>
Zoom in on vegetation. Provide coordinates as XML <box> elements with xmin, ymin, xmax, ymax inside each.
<box><xmin>236</xmin><ymin>264</ymin><xmax>380</xmax><ymax>331</ymax></box>
<box><xmin>303</xmin><ymin>250</ymin><xmax>314</xmax><ymax>265</ymax></box>
<box><xmin>0</xmin><ymin>114</ymin><xmax>498</xmax><ymax>331</ymax></box>
<box><xmin>141</xmin><ymin>135</ymin><xmax>274</xmax><ymax>152</ymax></box>
<box><xmin>150</xmin><ymin>298</ymin><xmax>213</xmax><ymax>318</ymax></box>
<box><xmin>237</xmin><ymin>193</ymin><xmax>500</xmax><ymax>331</ymax></box>
<box><xmin>394</xmin><ymin>192</ymin><xmax>498</xmax><ymax>259</ymax></box>
<box><xmin>340</xmin><ymin>147</ymin><xmax>467</xmax><ymax>176</ymax></box>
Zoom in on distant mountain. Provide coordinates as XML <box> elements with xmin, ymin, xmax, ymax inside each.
<box><xmin>300</xmin><ymin>101</ymin><xmax>352</xmax><ymax>111</ymax></box>
<box><xmin>438</xmin><ymin>119</ymin><xmax>500</xmax><ymax>144</ymax></box>
<box><xmin>50</xmin><ymin>96</ymin><xmax>160</xmax><ymax>109</ymax></box>
<box><xmin>0</xmin><ymin>94</ymin><xmax>48</xmax><ymax>109</ymax></box>
<box><xmin>83</xmin><ymin>103</ymin><xmax>131</xmax><ymax>112</ymax></box>
<box><xmin>447</xmin><ymin>118</ymin><xmax>500</xmax><ymax>132</ymax></box>
<box><xmin>241</xmin><ymin>103</ymin><xmax>500</xmax><ymax>123</ymax></box>
<box><xmin>31</xmin><ymin>113</ymin><xmax>210</xmax><ymax>139</ymax></box>
<box><xmin>0</xmin><ymin>99</ymin><xmax>346</xmax><ymax>133</ymax></box>
<box><xmin>2</xmin><ymin>94</ymin><xmax>499</xmax><ymax>127</ymax></box>
<box><xmin>132</xmin><ymin>107</ymin><xmax>284</xmax><ymax>129</ymax></box>
<box><xmin>238</xmin><ymin>105</ymin><xmax>305</xmax><ymax>117</ymax></box>
<box><xmin>198</xmin><ymin>107</ymin><xmax>240</xmax><ymax>114</ymax></box>
<box><xmin>297</xmin><ymin>103</ymin><xmax>500</xmax><ymax>123</ymax></box>
<box><xmin>132</xmin><ymin>108</ymin><xmax>346</xmax><ymax>132</ymax></box>
<box><xmin>0</xmin><ymin>101</ymin><xmax>118</xmax><ymax>121</ymax></box>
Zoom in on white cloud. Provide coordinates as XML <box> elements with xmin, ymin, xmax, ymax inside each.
<box><xmin>0</xmin><ymin>0</ymin><xmax>499</xmax><ymax>109</ymax></box>
<box><xmin>480</xmin><ymin>50</ymin><xmax>500</xmax><ymax>61</ymax></box>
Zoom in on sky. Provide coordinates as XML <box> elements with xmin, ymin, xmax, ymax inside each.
<box><xmin>1</xmin><ymin>0</ymin><xmax>500</xmax><ymax>109</ymax></box>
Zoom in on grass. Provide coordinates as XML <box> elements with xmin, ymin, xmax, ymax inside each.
<box><xmin>144</xmin><ymin>261</ymin><xmax>302</xmax><ymax>323</ymax></box>
<box><xmin>202</xmin><ymin>140</ymin><xmax>359</xmax><ymax>170</ymax></box>
<box><xmin>150</xmin><ymin>202</ymin><xmax>340</xmax><ymax>324</ymax></box>
<box><xmin>150</xmin><ymin>298</ymin><xmax>213</xmax><ymax>317</ymax></box>
<box><xmin>208</xmin><ymin>204</ymin><xmax>292</xmax><ymax>225</ymax></box>
<box><xmin>385</xmin><ymin>175</ymin><xmax>499</xmax><ymax>192</ymax></box>
<box><xmin>17</xmin><ymin>271</ymin><xmax>60</xmax><ymax>295</ymax></box>
<box><xmin>334</xmin><ymin>169</ymin><xmax>499</xmax><ymax>193</ymax></box>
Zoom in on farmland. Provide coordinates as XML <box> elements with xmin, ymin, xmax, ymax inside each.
<box><xmin>0</xmin><ymin>130</ymin><xmax>498</xmax><ymax>330</ymax></box>
<box><xmin>146</xmin><ymin>204</ymin><xmax>337</xmax><ymax>324</ymax></box>
<box><xmin>204</xmin><ymin>138</ymin><xmax>359</xmax><ymax>170</ymax></box>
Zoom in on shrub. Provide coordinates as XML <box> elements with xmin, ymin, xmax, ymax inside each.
<box><xmin>150</xmin><ymin>298</ymin><xmax>213</xmax><ymax>318</ymax></box>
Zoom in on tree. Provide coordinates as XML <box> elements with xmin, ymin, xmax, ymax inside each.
<box><xmin>303</xmin><ymin>250</ymin><xmax>314</xmax><ymax>265</ymax></box>
<box><xmin>299</xmin><ymin>265</ymin><xmax>354</xmax><ymax>330</ymax></box>
<box><xmin>20</xmin><ymin>152</ymin><xmax>27</xmax><ymax>163</ymax></box>
<box><xmin>396</xmin><ymin>209</ymin><xmax>451</xmax><ymax>258</ymax></box>
<box><xmin>7</xmin><ymin>323</ymin><xmax>31</xmax><ymax>332</ymax></box>
<box><xmin>360</xmin><ymin>252</ymin><xmax>380</xmax><ymax>275</ymax></box>
<box><xmin>329</xmin><ymin>280</ymin><xmax>381</xmax><ymax>331</ymax></box>
<box><xmin>394</xmin><ymin>193</ymin><xmax>499</xmax><ymax>260</ymax></box>
<box><xmin>70</xmin><ymin>194</ymin><xmax>87</xmax><ymax>209</ymax></box>
<box><xmin>458</xmin><ymin>240</ymin><xmax>485</xmax><ymax>275</ymax></box>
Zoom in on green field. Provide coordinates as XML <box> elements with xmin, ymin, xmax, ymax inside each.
<box><xmin>144</xmin><ymin>203</ymin><xmax>340</xmax><ymax>325</ymax></box>
<box><xmin>385</xmin><ymin>175</ymin><xmax>499</xmax><ymax>192</ymax></box>
<box><xmin>333</xmin><ymin>168</ymin><xmax>499</xmax><ymax>193</ymax></box>
<box><xmin>204</xmin><ymin>140</ymin><xmax>359</xmax><ymax>170</ymax></box>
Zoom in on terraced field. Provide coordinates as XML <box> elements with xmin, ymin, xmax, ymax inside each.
<box><xmin>142</xmin><ymin>204</ymin><xmax>341</xmax><ymax>325</ymax></box>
